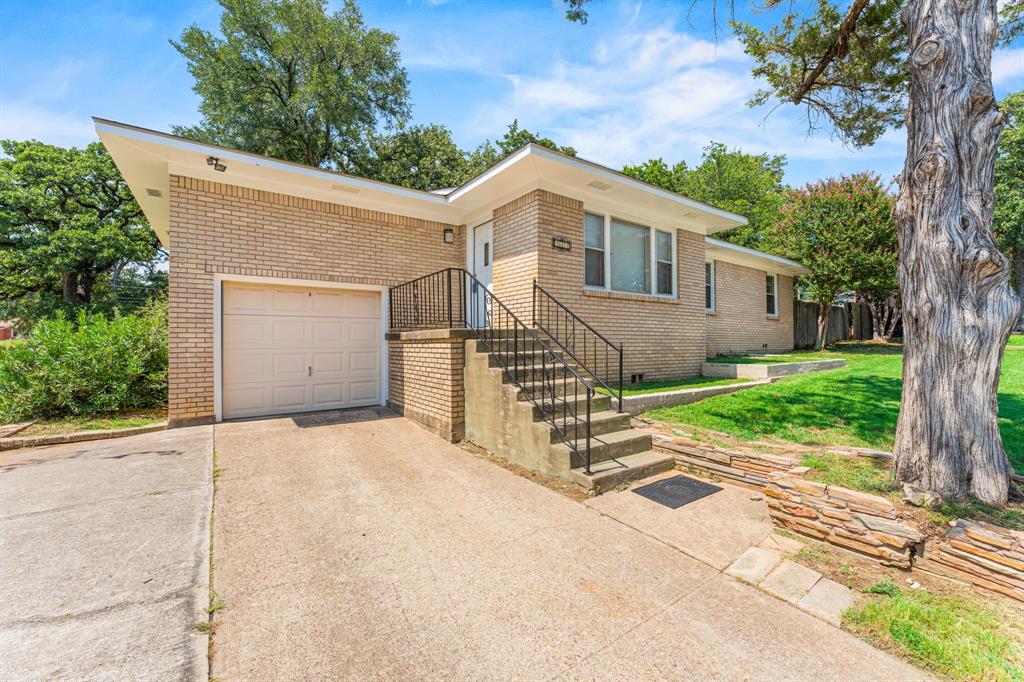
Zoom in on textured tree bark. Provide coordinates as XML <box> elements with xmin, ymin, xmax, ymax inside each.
<box><xmin>816</xmin><ymin>305</ymin><xmax>831</xmax><ymax>351</ymax></box>
<box><xmin>893</xmin><ymin>0</ymin><xmax>1023</xmax><ymax>504</ymax></box>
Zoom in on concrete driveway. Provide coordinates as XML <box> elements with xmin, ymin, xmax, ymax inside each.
<box><xmin>213</xmin><ymin>408</ymin><xmax>925</xmax><ymax>681</ymax></box>
<box><xmin>0</xmin><ymin>426</ymin><xmax>212</xmax><ymax>681</ymax></box>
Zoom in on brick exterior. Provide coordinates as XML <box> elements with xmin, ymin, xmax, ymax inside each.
<box><xmin>167</xmin><ymin>175</ymin><xmax>794</xmax><ymax>428</ymax></box>
<box><xmin>386</xmin><ymin>330</ymin><xmax>466</xmax><ymax>441</ymax></box>
<box><xmin>491</xmin><ymin>190</ymin><xmax>707</xmax><ymax>381</ymax></box>
<box><xmin>167</xmin><ymin>175</ymin><xmax>463</xmax><ymax>425</ymax></box>
<box><xmin>706</xmin><ymin>260</ymin><xmax>795</xmax><ymax>356</ymax></box>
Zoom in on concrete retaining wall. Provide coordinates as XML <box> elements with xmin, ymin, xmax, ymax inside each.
<box><xmin>612</xmin><ymin>379</ymin><xmax>771</xmax><ymax>415</ymax></box>
<box><xmin>702</xmin><ymin>359</ymin><xmax>846</xmax><ymax>379</ymax></box>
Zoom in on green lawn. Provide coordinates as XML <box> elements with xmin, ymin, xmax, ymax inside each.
<box><xmin>844</xmin><ymin>582</ymin><xmax>1024</xmax><ymax>681</ymax></box>
<box><xmin>647</xmin><ymin>343</ymin><xmax>1024</xmax><ymax>473</ymax></box>
<box><xmin>18</xmin><ymin>408</ymin><xmax>167</xmax><ymax>437</ymax></box>
<box><xmin>707</xmin><ymin>351</ymin><xmax>844</xmax><ymax>364</ymax></box>
<box><xmin>597</xmin><ymin>376</ymin><xmax>750</xmax><ymax>397</ymax></box>
<box><xmin>1009</xmin><ymin>334</ymin><xmax>1024</xmax><ymax>347</ymax></box>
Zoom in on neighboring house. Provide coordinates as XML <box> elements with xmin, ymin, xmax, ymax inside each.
<box><xmin>98</xmin><ymin>118</ymin><xmax>808</xmax><ymax>484</ymax></box>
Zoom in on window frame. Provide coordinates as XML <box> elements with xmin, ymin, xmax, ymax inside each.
<box><xmin>705</xmin><ymin>261</ymin><xmax>716</xmax><ymax>312</ymax></box>
<box><xmin>766</xmin><ymin>273</ymin><xmax>779</xmax><ymax>317</ymax></box>
<box><xmin>583</xmin><ymin>212</ymin><xmax>606</xmax><ymax>288</ymax></box>
<box><xmin>582</xmin><ymin>212</ymin><xmax>677</xmax><ymax>298</ymax></box>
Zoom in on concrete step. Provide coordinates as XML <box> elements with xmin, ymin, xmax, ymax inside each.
<box><xmin>548</xmin><ymin>410</ymin><xmax>631</xmax><ymax>443</ymax></box>
<box><xmin>527</xmin><ymin>393</ymin><xmax>611</xmax><ymax>420</ymax></box>
<box><xmin>499</xmin><ymin>364</ymin><xmax>578</xmax><ymax>383</ymax></box>
<box><xmin>550</xmin><ymin>428</ymin><xmax>653</xmax><ymax>469</ymax></box>
<box><xmin>570</xmin><ymin>450</ymin><xmax>676</xmax><ymax>493</ymax></box>
<box><xmin>516</xmin><ymin>378</ymin><xmax>597</xmax><ymax>398</ymax></box>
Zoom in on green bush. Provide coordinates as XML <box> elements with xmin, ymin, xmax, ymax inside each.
<box><xmin>0</xmin><ymin>300</ymin><xmax>167</xmax><ymax>421</ymax></box>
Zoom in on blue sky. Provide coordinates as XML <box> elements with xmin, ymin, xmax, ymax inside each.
<box><xmin>2</xmin><ymin>0</ymin><xmax>1023</xmax><ymax>187</ymax></box>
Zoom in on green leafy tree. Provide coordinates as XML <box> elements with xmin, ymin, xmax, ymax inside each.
<box><xmin>566</xmin><ymin>0</ymin><xmax>1024</xmax><ymax>504</ymax></box>
<box><xmin>364</xmin><ymin>124</ymin><xmax>470</xmax><ymax>192</ymax></box>
<box><xmin>365</xmin><ymin>119</ymin><xmax>575</xmax><ymax>191</ymax></box>
<box><xmin>624</xmin><ymin>143</ymin><xmax>787</xmax><ymax>249</ymax></box>
<box><xmin>172</xmin><ymin>0</ymin><xmax>409</xmax><ymax>173</ymax></box>
<box><xmin>0</xmin><ymin>140</ymin><xmax>163</xmax><ymax>327</ymax></box>
<box><xmin>467</xmin><ymin>119</ymin><xmax>577</xmax><ymax>175</ymax></box>
<box><xmin>995</xmin><ymin>92</ymin><xmax>1024</xmax><ymax>309</ymax></box>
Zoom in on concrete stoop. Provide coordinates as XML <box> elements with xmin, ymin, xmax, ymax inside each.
<box><xmin>463</xmin><ymin>338</ymin><xmax>674</xmax><ymax>492</ymax></box>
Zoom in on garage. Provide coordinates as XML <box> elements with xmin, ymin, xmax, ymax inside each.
<box><xmin>221</xmin><ymin>281</ymin><xmax>383</xmax><ymax>420</ymax></box>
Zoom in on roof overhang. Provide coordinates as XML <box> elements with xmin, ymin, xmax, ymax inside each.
<box><xmin>704</xmin><ymin>237</ymin><xmax>810</xmax><ymax>276</ymax></box>
<box><xmin>95</xmin><ymin>118</ymin><xmax>748</xmax><ymax>250</ymax></box>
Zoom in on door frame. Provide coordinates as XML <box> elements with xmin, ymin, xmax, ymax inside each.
<box><xmin>213</xmin><ymin>273</ymin><xmax>389</xmax><ymax>422</ymax></box>
<box><xmin>465</xmin><ymin>218</ymin><xmax>493</xmax><ymax>276</ymax></box>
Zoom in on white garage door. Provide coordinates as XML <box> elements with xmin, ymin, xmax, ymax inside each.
<box><xmin>221</xmin><ymin>282</ymin><xmax>382</xmax><ymax>420</ymax></box>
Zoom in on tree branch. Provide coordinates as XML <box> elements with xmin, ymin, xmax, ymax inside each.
<box><xmin>792</xmin><ymin>0</ymin><xmax>871</xmax><ymax>104</ymax></box>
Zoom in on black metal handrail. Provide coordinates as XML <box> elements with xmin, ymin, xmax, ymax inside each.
<box><xmin>389</xmin><ymin>268</ymin><xmax>595</xmax><ymax>473</ymax></box>
<box><xmin>532</xmin><ymin>281</ymin><xmax>624</xmax><ymax>411</ymax></box>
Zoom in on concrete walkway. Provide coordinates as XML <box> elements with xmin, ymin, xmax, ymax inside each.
<box><xmin>0</xmin><ymin>426</ymin><xmax>212</xmax><ymax>681</ymax></box>
<box><xmin>213</xmin><ymin>408</ymin><xmax>925</xmax><ymax>681</ymax></box>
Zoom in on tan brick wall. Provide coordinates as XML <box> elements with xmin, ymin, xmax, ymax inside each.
<box><xmin>491</xmin><ymin>190</ymin><xmax>707</xmax><ymax>382</ymax></box>
<box><xmin>167</xmin><ymin>175</ymin><xmax>464</xmax><ymax>425</ymax></box>
<box><xmin>706</xmin><ymin>260</ymin><xmax>795</xmax><ymax>356</ymax></box>
<box><xmin>386</xmin><ymin>332</ymin><xmax>465</xmax><ymax>441</ymax></box>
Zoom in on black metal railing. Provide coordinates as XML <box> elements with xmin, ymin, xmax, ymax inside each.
<box><xmin>532</xmin><ymin>281</ymin><xmax>624</xmax><ymax>410</ymax></box>
<box><xmin>389</xmin><ymin>268</ymin><xmax>595</xmax><ymax>473</ymax></box>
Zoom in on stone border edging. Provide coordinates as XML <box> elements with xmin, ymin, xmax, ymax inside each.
<box><xmin>0</xmin><ymin>420</ymin><xmax>35</xmax><ymax>438</ymax></box>
<box><xmin>0</xmin><ymin>422</ymin><xmax>168</xmax><ymax>451</ymax></box>
<box><xmin>611</xmin><ymin>379</ymin><xmax>773</xmax><ymax>415</ymax></box>
<box><xmin>702</xmin><ymin>358</ymin><xmax>846</xmax><ymax>379</ymax></box>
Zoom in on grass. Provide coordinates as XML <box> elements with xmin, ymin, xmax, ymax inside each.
<box><xmin>844</xmin><ymin>582</ymin><xmax>1024</xmax><ymax>681</ymax></box>
<box><xmin>18</xmin><ymin>408</ymin><xmax>166</xmax><ymax>436</ymax></box>
<box><xmin>646</xmin><ymin>342</ymin><xmax>1024</xmax><ymax>475</ymax></box>
<box><xmin>707</xmin><ymin>351</ymin><xmax>844</xmax><ymax>364</ymax></box>
<box><xmin>1010</xmin><ymin>334</ymin><xmax>1024</xmax><ymax>347</ymax></box>
<box><xmin>799</xmin><ymin>452</ymin><xmax>893</xmax><ymax>495</ymax></box>
<box><xmin>927</xmin><ymin>499</ymin><xmax>1024</xmax><ymax>532</ymax></box>
<box><xmin>597</xmin><ymin>375</ymin><xmax>750</xmax><ymax>397</ymax></box>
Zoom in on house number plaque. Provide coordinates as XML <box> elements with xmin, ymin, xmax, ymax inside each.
<box><xmin>552</xmin><ymin>237</ymin><xmax>571</xmax><ymax>251</ymax></box>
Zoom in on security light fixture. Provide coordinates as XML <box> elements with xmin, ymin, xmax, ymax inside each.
<box><xmin>206</xmin><ymin>156</ymin><xmax>227</xmax><ymax>172</ymax></box>
<box><xmin>443</xmin><ymin>227</ymin><xmax>455</xmax><ymax>244</ymax></box>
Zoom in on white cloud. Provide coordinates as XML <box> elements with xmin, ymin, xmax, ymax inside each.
<box><xmin>0</xmin><ymin>102</ymin><xmax>96</xmax><ymax>147</ymax></box>
<box><xmin>993</xmin><ymin>48</ymin><xmax>1024</xmax><ymax>85</ymax></box>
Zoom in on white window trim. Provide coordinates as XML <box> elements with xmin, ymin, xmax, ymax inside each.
<box><xmin>582</xmin><ymin>213</ymin><xmax>677</xmax><ymax>298</ymax></box>
<box><xmin>766</xmin><ymin>273</ymin><xmax>779</xmax><ymax>317</ymax></box>
<box><xmin>705</xmin><ymin>260</ymin><xmax>716</xmax><ymax>312</ymax></box>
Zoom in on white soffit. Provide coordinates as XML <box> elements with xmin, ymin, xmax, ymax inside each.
<box><xmin>704</xmin><ymin>237</ymin><xmax>810</xmax><ymax>276</ymax></box>
<box><xmin>95</xmin><ymin>118</ymin><xmax>749</xmax><ymax>251</ymax></box>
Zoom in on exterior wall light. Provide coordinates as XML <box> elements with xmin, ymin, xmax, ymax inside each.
<box><xmin>443</xmin><ymin>227</ymin><xmax>454</xmax><ymax>244</ymax></box>
<box><xmin>206</xmin><ymin>156</ymin><xmax>227</xmax><ymax>172</ymax></box>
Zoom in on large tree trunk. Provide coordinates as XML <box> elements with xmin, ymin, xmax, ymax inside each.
<box><xmin>893</xmin><ymin>0</ymin><xmax>1023</xmax><ymax>505</ymax></box>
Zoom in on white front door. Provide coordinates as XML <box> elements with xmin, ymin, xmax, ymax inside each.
<box><xmin>471</xmin><ymin>222</ymin><xmax>493</xmax><ymax>327</ymax></box>
<box><xmin>221</xmin><ymin>282</ymin><xmax>382</xmax><ymax>419</ymax></box>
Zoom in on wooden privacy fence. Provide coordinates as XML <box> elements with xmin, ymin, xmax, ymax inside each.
<box><xmin>795</xmin><ymin>301</ymin><xmax>873</xmax><ymax>348</ymax></box>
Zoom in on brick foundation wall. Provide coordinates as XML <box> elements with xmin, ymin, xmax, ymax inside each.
<box><xmin>491</xmin><ymin>190</ymin><xmax>707</xmax><ymax>382</ymax></box>
<box><xmin>167</xmin><ymin>175</ymin><xmax>464</xmax><ymax>425</ymax></box>
<box><xmin>385</xmin><ymin>329</ymin><xmax>468</xmax><ymax>441</ymax></box>
<box><xmin>706</xmin><ymin>260</ymin><xmax>795</xmax><ymax>356</ymax></box>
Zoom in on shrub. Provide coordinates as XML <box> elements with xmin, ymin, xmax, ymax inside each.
<box><xmin>0</xmin><ymin>300</ymin><xmax>167</xmax><ymax>421</ymax></box>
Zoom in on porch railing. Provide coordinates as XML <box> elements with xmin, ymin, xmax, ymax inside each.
<box><xmin>389</xmin><ymin>268</ymin><xmax>595</xmax><ymax>473</ymax></box>
<box><xmin>532</xmin><ymin>281</ymin><xmax>624</xmax><ymax>410</ymax></box>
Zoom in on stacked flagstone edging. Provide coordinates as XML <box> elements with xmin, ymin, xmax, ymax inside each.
<box><xmin>924</xmin><ymin>520</ymin><xmax>1024</xmax><ymax>602</ymax></box>
<box><xmin>764</xmin><ymin>471</ymin><xmax>925</xmax><ymax>569</ymax></box>
<box><xmin>651</xmin><ymin>434</ymin><xmax>798</xmax><ymax>490</ymax></box>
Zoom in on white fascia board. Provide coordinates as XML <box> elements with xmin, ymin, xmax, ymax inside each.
<box><xmin>705</xmin><ymin>237</ymin><xmax>810</xmax><ymax>275</ymax></box>
<box><xmin>93</xmin><ymin>119</ymin><xmax>449</xmax><ymax>206</ymax></box>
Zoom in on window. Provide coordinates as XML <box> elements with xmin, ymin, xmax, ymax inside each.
<box><xmin>610</xmin><ymin>219</ymin><xmax>649</xmax><ymax>293</ymax></box>
<box><xmin>583</xmin><ymin>213</ymin><xmax>675</xmax><ymax>296</ymax></box>
<box><xmin>705</xmin><ymin>261</ymin><xmax>715</xmax><ymax>311</ymax></box>
<box><xmin>656</xmin><ymin>230</ymin><xmax>673</xmax><ymax>295</ymax></box>
<box><xmin>584</xmin><ymin>213</ymin><xmax>605</xmax><ymax>287</ymax></box>
<box><xmin>766</xmin><ymin>274</ymin><xmax>778</xmax><ymax>316</ymax></box>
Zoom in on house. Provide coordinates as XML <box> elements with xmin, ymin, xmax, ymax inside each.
<box><xmin>97</xmin><ymin>118</ymin><xmax>808</xmax><ymax>488</ymax></box>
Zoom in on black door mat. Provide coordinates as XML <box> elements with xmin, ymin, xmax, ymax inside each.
<box><xmin>632</xmin><ymin>475</ymin><xmax>723</xmax><ymax>509</ymax></box>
